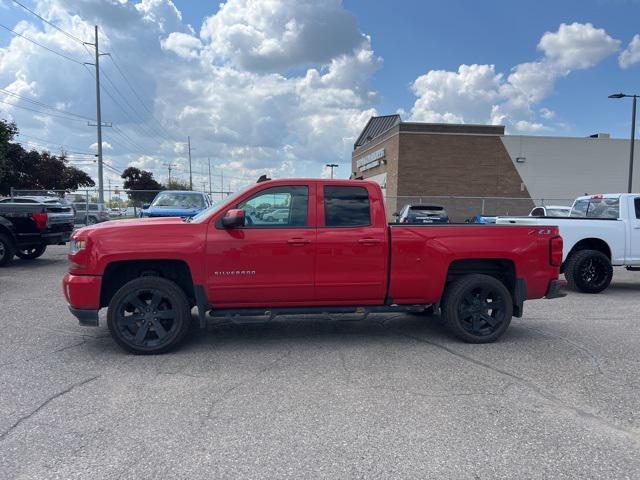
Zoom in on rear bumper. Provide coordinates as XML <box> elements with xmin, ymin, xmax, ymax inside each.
<box><xmin>545</xmin><ymin>279</ymin><xmax>567</xmax><ymax>299</ymax></box>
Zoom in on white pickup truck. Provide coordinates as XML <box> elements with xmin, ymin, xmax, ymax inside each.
<box><xmin>497</xmin><ymin>193</ymin><xmax>640</xmax><ymax>293</ymax></box>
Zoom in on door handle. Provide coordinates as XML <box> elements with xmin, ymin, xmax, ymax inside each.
<box><xmin>358</xmin><ymin>238</ymin><xmax>383</xmax><ymax>245</ymax></box>
<box><xmin>287</xmin><ymin>238</ymin><xmax>311</xmax><ymax>245</ymax></box>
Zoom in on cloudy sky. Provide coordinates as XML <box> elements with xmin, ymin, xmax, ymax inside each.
<box><xmin>0</xmin><ymin>0</ymin><xmax>639</xmax><ymax>192</ymax></box>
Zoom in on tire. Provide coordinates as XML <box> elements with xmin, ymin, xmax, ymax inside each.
<box><xmin>441</xmin><ymin>274</ymin><xmax>513</xmax><ymax>343</ymax></box>
<box><xmin>0</xmin><ymin>233</ymin><xmax>15</xmax><ymax>267</ymax></box>
<box><xmin>107</xmin><ymin>276</ymin><xmax>192</xmax><ymax>354</ymax></box>
<box><xmin>15</xmin><ymin>244</ymin><xmax>47</xmax><ymax>260</ymax></box>
<box><xmin>564</xmin><ymin>249</ymin><xmax>612</xmax><ymax>294</ymax></box>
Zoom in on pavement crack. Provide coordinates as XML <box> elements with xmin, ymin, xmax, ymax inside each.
<box><xmin>0</xmin><ymin>375</ymin><xmax>100</xmax><ymax>442</ymax></box>
<box><xmin>202</xmin><ymin>350</ymin><xmax>292</xmax><ymax>422</ymax></box>
<box><xmin>382</xmin><ymin>325</ymin><xmax>640</xmax><ymax>448</ymax></box>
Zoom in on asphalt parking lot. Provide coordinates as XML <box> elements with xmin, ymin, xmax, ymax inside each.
<box><xmin>1</xmin><ymin>246</ymin><xmax>640</xmax><ymax>479</ymax></box>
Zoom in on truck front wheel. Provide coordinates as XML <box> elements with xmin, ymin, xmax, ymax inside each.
<box><xmin>442</xmin><ymin>274</ymin><xmax>513</xmax><ymax>343</ymax></box>
<box><xmin>564</xmin><ymin>249</ymin><xmax>612</xmax><ymax>294</ymax></box>
<box><xmin>0</xmin><ymin>233</ymin><xmax>15</xmax><ymax>267</ymax></box>
<box><xmin>107</xmin><ymin>276</ymin><xmax>192</xmax><ymax>354</ymax></box>
<box><xmin>16</xmin><ymin>244</ymin><xmax>47</xmax><ymax>260</ymax></box>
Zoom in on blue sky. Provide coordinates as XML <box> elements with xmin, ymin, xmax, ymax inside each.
<box><xmin>171</xmin><ymin>0</ymin><xmax>640</xmax><ymax>138</ymax></box>
<box><xmin>0</xmin><ymin>0</ymin><xmax>639</xmax><ymax>186</ymax></box>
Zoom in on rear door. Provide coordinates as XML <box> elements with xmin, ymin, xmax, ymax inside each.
<box><xmin>315</xmin><ymin>184</ymin><xmax>388</xmax><ymax>304</ymax></box>
<box><xmin>630</xmin><ymin>196</ymin><xmax>640</xmax><ymax>264</ymax></box>
<box><xmin>206</xmin><ymin>183</ymin><xmax>316</xmax><ymax>306</ymax></box>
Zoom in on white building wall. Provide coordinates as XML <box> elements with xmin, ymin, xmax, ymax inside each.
<box><xmin>501</xmin><ymin>135</ymin><xmax>640</xmax><ymax>203</ymax></box>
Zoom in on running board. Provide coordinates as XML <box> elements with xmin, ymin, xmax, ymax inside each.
<box><xmin>626</xmin><ymin>266</ymin><xmax>640</xmax><ymax>272</ymax></box>
<box><xmin>208</xmin><ymin>304</ymin><xmax>433</xmax><ymax>319</ymax></box>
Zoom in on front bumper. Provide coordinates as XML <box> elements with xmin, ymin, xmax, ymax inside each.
<box><xmin>69</xmin><ymin>306</ymin><xmax>99</xmax><ymax>326</ymax></box>
<box><xmin>63</xmin><ymin>273</ymin><xmax>102</xmax><ymax>325</ymax></box>
<box><xmin>545</xmin><ymin>279</ymin><xmax>567</xmax><ymax>299</ymax></box>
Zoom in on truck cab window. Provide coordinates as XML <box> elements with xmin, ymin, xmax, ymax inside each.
<box><xmin>635</xmin><ymin>197</ymin><xmax>640</xmax><ymax>219</ymax></box>
<box><xmin>324</xmin><ymin>186</ymin><xmax>371</xmax><ymax>227</ymax></box>
<box><xmin>237</xmin><ymin>186</ymin><xmax>308</xmax><ymax>227</ymax></box>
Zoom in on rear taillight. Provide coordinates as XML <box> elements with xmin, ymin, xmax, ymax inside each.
<box><xmin>32</xmin><ymin>212</ymin><xmax>49</xmax><ymax>229</ymax></box>
<box><xmin>550</xmin><ymin>236</ymin><xmax>563</xmax><ymax>267</ymax></box>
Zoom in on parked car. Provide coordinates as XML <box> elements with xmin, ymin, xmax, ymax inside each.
<box><xmin>72</xmin><ymin>202</ymin><xmax>110</xmax><ymax>225</ymax></box>
<box><xmin>0</xmin><ymin>199</ymin><xmax>74</xmax><ymax>266</ymax></box>
<box><xmin>140</xmin><ymin>191</ymin><xmax>211</xmax><ymax>218</ymax></box>
<box><xmin>64</xmin><ymin>178</ymin><xmax>563</xmax><ymax>354</ymax></box>
<box><xmin>529</xmin><ymin>205</ymin><xmax>572</xmax><ymax>217</ymax></box>
<box><xmin>467</xmin><ymin>214</ymin><xmax>498</xmax><ymax>224</ymax></box>
<box><xmin>497</xmin><ymin>193</ymin><xmax>640</xmax><ymax>293</ymax></box>
<box><xmin>395</xmin><ymin>204</ymin><xmax>449</xmax><ymax>223</ymax></box>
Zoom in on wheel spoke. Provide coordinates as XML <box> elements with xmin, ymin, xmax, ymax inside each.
<box><xmin>130</xmin><ymin>295</ymin><xmax>147</xmax><ymax>313</ymax></box>
<box><xmin>471</xmin><ymin>315</ymin><xmax>481</xmax><ymax>333</ymax></box>
<box><xmin>134</xmin><ymin>322</ymin><xmax>150</xmax><ymax>343</ymax></box>
<box><xmin>480</xmin><ymin>313</ymin><xmax>498</xmax><ymax>327</ymax></box>
<box><xmin>151</xmin><ymin>319</ymin><xmax>168</xmax><ymax>338</ymax></box>
<box><xmin>156</xmin><ymin>309</ymin><xmax>175</xmax><ymax>320</ymax></box>
<box><xmin>149</xmin><ymin>291</ymin><xmax>162</xmax><ymax>310</ymax></box>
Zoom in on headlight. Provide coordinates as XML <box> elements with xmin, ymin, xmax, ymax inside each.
<box><xmin>70</xmin><ymin>238</ymin><xmax>86</xmax><ymax>255</ymax></box>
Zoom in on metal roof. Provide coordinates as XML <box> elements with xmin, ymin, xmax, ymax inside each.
<box><xmin>354</xmin><ymin>114</ymin><xmax>401</xmax><ymax>149</ymax></box>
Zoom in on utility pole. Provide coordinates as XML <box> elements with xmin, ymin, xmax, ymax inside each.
<box><xmin>164</xmin><ymin>161</ymin><xmax>173</xmax><ymax>185</ymax></box>
<box><xmin>326</xmin><ymin>163</ymin><xmax>339</xmax><ymax>179</ymax></box>
<box><xmin>108</xmin><ymin>178</ymin><xmax>111</xmax><ymax>205</ymax></box>
<box><xmin>187</xmin><ymin>136</ymin><xmax>192</xmax><ymax>190</ymax></box>
<box><xmin>207</xmin><ymin>157</ymin><xmax>212</xmax><ymax>196</ymax></box>
<box><xmin>87</xmin><ymin>25</ymin><xmax>106</xmax><ymax>204</ymax></box>
<box><xmin>608</xmin><ymin>93</ymin><xmax>638</xmax><ymax>192</ymax></box>
<box><xmin>221</xmin><ymin>170</ymin><xmax>224</xmax><ymax>200</ymax></box>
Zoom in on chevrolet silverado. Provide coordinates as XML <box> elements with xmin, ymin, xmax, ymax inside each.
<box><xmin>63</xmin><ymin>179</ymin><xmax>563</xmax><ymax>354</ymax></box>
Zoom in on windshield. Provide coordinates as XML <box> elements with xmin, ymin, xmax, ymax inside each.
<box><xmin>189</xmin><ymin>185</ymin><xmax>254</xmax><ymax>223</ymax></box>
<box><xmin>151</xmin><ymin>192</ymin><xmax>205</xmax><ymax>209</ymax></box>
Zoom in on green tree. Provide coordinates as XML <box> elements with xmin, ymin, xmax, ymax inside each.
<box><xmin>164</xmin><ymin>179</ymin><xmax>191</xmax><ymax>191</ymax></box>
<box><xmin>0</xmin><ymin>119</ymin><xmax>95</xmax><ymax>195</ymax></box>
<box><xmin>121</xmin><ymin>166</ymin><xmax>164</xmax><ymax>204</ymax></box>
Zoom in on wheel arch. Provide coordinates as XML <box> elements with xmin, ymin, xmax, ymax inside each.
<box><xmin>100</xmin><ymin>259</ymin><xmax>195</xmax><ymax>308</ymax></box>
<box><xmin>563</xmin><ymin>237</ymin><xmax>611</xmax><ymax>272</ymax></box>
<box><xmin>446</xmin><ymin>258</ymin><xmax>522</xmax><ymax>316</ymax></box>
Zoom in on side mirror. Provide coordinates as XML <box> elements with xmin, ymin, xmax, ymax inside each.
<box><xmin>222</xmin><ymin>209</ymin><xmax>246</xmax><ymax>228</ymax></box>
<box><xmin>142</xmin><ymin>203</ymin><xmax>150</xmax><ymax>210</ymax></box>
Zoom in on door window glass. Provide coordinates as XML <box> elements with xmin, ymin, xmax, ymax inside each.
<box><xmin>635</xmin><ymin>197</ymin><xmax>640</xmax><ymax>219</ymax></box>
<box><xmin>238</xmin><ymin>186</ymin><xmax>308</xmax><ymax>227</ymax></box>
<box><xmin>324</xmin><ymin>186</ymin><xmax>371</xmax><ymax>227</ymax></box>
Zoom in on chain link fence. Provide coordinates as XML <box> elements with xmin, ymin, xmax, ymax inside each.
<box><xmin>386</xmin><ymin>196</ymin><xmax>574</xmax><ymax>223</ymax></box>
<box><xmin>2</xmin><ymin>187</ymin><xmax>575</xmax><ymax>225</ymax></box>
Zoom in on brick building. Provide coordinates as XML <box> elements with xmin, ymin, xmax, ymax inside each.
<box><xmin>351</xmin><ymin>115</ymin><xmax>639</xmax><ymax>221</ymax></box>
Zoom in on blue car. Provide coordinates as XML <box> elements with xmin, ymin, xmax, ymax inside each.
<box><xmin>140</xmin><ymin>191</ymin><xmax>211</xmax><ymax>218</ymax></box>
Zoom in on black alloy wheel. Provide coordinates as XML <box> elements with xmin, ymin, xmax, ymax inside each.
<box><xmin>442</xmin><ymin>274</ymin><xmax>513</xmax><ymax>343</ymax></box>
<box><xmin>107</xmin><ymin>277</ymin><xmax>191</xmax><ymax>354</ymax></box>
<box><xmin>0</xmin><ymin>234</ymin><xmax>15</xmax><ymax>267</ymax></box>
<box><xmin>16</xmin><ymin>244</ymin><xmax>47</xmax><ymax>260</ymax></box>
<box><xmin>564</xmin><ymin>249</ymin><xmax>613</xmax><ymax>294</ymax></box>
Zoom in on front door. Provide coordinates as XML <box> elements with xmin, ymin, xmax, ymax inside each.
<box><xmin>206</xmin><ymin>184</ymin><xmax>316</xmax><ymax>307</ymax></box>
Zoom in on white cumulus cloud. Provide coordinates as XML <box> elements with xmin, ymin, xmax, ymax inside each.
<box><xmin>409</xmin><ymin>22</ymin><xmax>621</xmax><ymax>133</ymax></box>
<box><xmin>619</xmin><ymin>34</ymin><xmax>640</xmax><ymax>68</ymax></box>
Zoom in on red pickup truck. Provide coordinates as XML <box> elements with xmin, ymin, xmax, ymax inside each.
<box><xmin>63</xmin><ymin>179</ymin><xmax>564</xmax><ymax>354</ymax></box>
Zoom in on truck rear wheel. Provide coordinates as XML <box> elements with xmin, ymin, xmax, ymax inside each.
<box><xmin>107</xmin><ymin>276</ymin><xmax>192</xmax><ymax>354</ymax></box>
<box><xmin>0</xmin><ymin>234</ymin><xmax>15</xmax><ymax>267</ymax></box>
<box><xmin>16</xmin><ymin>244</ymin><xmax>47</xmax><ymax>260</ymax></box>
<box><xmin>564</xmin><ymin>249</ymin><xmax>612</xmax><ymax>294</ymax></box>
<box><xmin>442</xmin><ymin>274</ymin><xmax>513</xmax><ymax>343</ymax></box>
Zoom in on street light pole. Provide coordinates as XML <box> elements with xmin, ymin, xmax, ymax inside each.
<box><xmin>326</xmin><ymin>163</ymin><xmax>338</xmax><ymax>179</ymax></box>
<box><xmin>609</xmin><ymin>92</ymin><xmax>638</xmax><ymax>193</ymax></box>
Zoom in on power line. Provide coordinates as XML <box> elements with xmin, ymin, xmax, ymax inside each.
<box><xmin>0</xmin><ymin>23</ymin><xmax>85</xmax><ymax>65</ymax></box>
<box><xmin>11</xmin><ymin>1</ymin><xmax>87</xmax><ymax>45</ymax></box>
<box><xmin>15</xmin><ymin>133</ymin><xmax>94</xmax><ymax>153</ymax></box>
<box><xmin>0</xmin><ymin>87</ymin><xmax>94</xmax><ymax>121</ymax></box>
<box><xmin>0</xmin><ymin>98</ymin><xmax>88</xmax><ymax>123</ymax></box>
